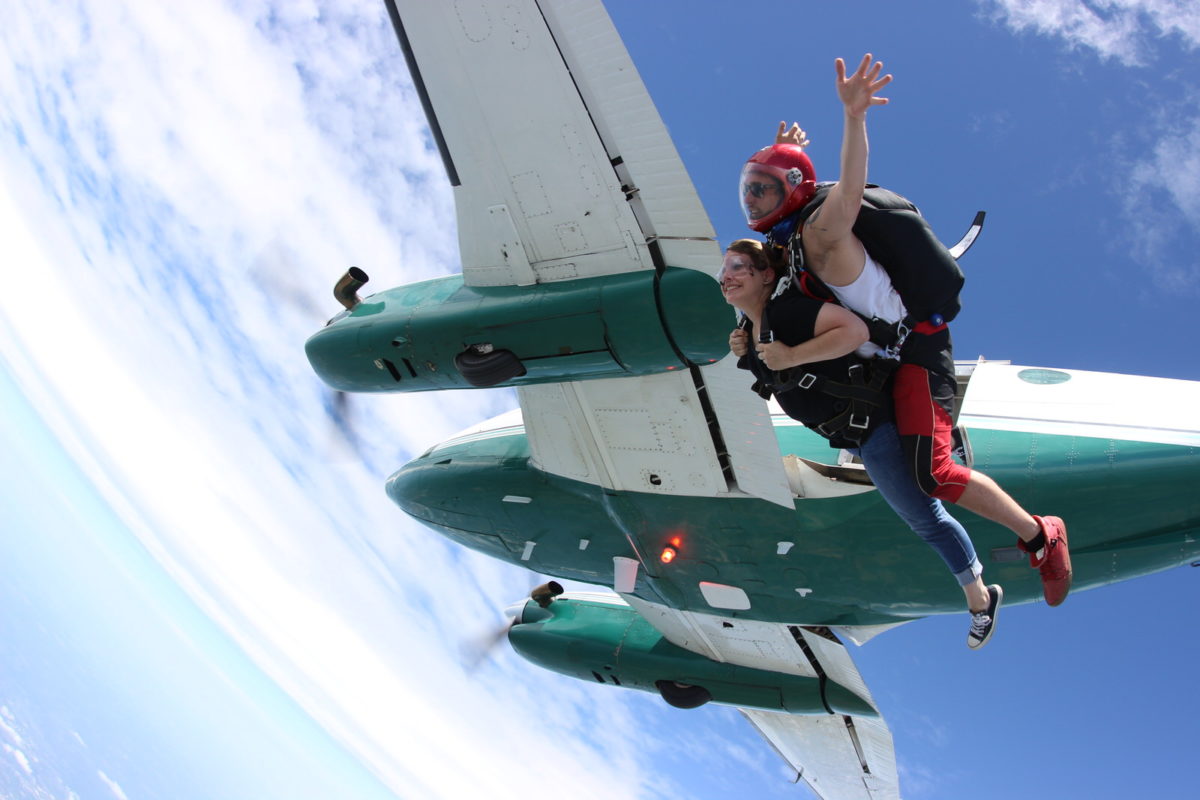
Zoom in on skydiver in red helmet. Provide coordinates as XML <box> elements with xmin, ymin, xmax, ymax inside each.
<box><xmin>727</xmin><ymin>55</ymin><xmax>1071</xmax><ymax>648</ymax></box>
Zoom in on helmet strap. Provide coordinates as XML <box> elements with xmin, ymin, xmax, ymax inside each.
<box><xmin>766</xmin><ymin>215</ymin><xmax>805</xmax><ymax>300</ymax></box>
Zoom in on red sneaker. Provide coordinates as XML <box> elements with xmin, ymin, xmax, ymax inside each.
<box><xmin>1019</xmin><ymin>516</ymin><xmax>1072</xmax><ymax>606</ymax></box>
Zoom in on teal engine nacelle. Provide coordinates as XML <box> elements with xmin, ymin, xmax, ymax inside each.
<box><xmin>305</xmin><ymin>267</ymin><xmax>730</xmax><ymax>393</ymax></box>
<box><xmin>507</xmin><ymin>595</ymin><xmax>877</xmax><ymax>717</ymax></box>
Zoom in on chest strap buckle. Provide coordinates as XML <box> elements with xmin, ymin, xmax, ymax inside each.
<box><xmin>883</xmin><ymin>320</ymin><xmax>912</xmax><ymax>361</ymax></box>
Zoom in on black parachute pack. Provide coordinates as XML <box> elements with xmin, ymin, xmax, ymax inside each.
<box><xmin>782</xmin><ymin>184</ymin><xmax>967</xmax><ymax>326</ymax></box>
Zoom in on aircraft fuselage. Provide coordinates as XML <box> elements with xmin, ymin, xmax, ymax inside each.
<box><xmin>389</xmin><ymin>398</ymin><xmax>1200</xmax><ymax>627</ymax></box>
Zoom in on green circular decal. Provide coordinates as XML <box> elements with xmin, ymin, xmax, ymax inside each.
<box><xmin>1017</xmin><ymin>368</ymin><xmax>1071</xmax><ymax>385</ymax></box>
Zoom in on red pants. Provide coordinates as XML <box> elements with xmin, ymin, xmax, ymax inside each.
<box><xmin>893</xmin><ymin>362</ymin><xmax>971</xmax><ymax>503</ymax></box>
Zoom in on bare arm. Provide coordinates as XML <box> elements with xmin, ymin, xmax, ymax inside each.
<box><xmin>755</xmin><ymin>303</ymin><xmax>868</xmax><ymax>370</ymax></box>
<box><xmin>805</xmin><ymin>55</ymin><xmax>891</xmax><ymax>249</ymax></box>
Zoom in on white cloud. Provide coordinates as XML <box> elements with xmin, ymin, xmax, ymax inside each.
<box><xmin>0</xmin><ymin>708</ymin><xmax>22</xmax><ymax>748</ymax></box>
<box><xmin>1122</xmin><ymin>112</ymin><xmax>1200</xmax><ymax>291</ymax></box>
<box><xmin>896</xmin><ymin>759</ymin><xmax>953</xmax><ymax>799</ymax></box>
<box><xmin>982</xmin><ymin>0</ymin><xmax>1200</xmax><ymax>65</ymax></box>
<box><xmin>0</xmin><ymin>166</ymin><xmax>649</xmax><ymax>799</ymax></box>
<box><xmin>3</xmin><ymin>743</ymin><xmax>32</xmax><ymax>776</ymax></box>
<box><xmin>980</xmin><ymin>1</ymin><xmax>1200</xmax><ymax>289</ymax></box>
<box><xmin>97</xmin><ymin>771</ymin><xmax>130</xmax><ymax>800</ymax></box>
<box><xmin>1133</xmin><ymin>120</ymin><xmax>1200</xmax><ymax>227</ymax></box>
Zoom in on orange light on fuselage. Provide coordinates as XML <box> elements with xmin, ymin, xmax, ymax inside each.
<box><xmin>660</xmin><ymin>535</ymin><xmax>683</xmax><ymax>564</ymax></box>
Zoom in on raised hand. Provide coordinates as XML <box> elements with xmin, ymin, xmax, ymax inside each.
<box><xmin>775</xmin><ymin>121</ymin><xmax>810</xmax><ymax>148</ymax></box>
<box><xmin>836</xmin><ymin>54</ymin><xmax>892</xmax><ymax>119</ymax></box>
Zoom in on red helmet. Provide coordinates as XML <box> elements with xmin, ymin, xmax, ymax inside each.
<box><xmin>739</xmin><ymin>144</ymin><xmax>818</xmax><ymax>232</ymax></box>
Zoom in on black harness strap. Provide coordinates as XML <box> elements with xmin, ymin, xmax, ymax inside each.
<box><xmin>764</xmin><ymin>358</ymin><xmax>898</xmax><ymax>446</ymax></box>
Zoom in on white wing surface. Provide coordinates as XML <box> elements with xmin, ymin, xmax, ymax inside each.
<box><xmin>389</xmin><ymin>0</ymin><xmax>793</xmax><ymax>507</ymax></box>
<box><xmin>959</xmin><ymin>362</ymin><xmax>1200</xmax><ymax>447</ymax></box>
<box><xmin>622</xmin><ymin>594</ymin><xmax>900</xmax><ymax>800</ymax></box>
<box><xmin>517</xmin><ymin>357</ymin><xmax>791</xmax><ymax>505</ymax></box>
<box><xmin>390</xmin><ymin>0</ymin><xmax>715</xmax><ymax>286</ymax></box>
<box><xmin>742</xmin><ymin>710</ymin><xmax>899</xmax><ymax>800</ymax></box>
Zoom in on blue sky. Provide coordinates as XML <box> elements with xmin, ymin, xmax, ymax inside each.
<box><xmin>608</xmin><ymin>0</ymin><xmax>1200</xmax><ymax>381</ymax></box>
<box><xmin>0</xmin><ymin>1</ymin><xmax>1197</xmax><ymax>799</ymax></box>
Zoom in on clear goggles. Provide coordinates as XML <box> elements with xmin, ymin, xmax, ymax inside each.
<box><xmin>716</xmin><ymin>254</ymin><xmax>759</xmax><ymax>284</ymax></box>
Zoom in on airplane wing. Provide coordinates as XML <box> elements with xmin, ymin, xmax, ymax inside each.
<box><xmin>741</xmin><ymin>710</ymin><xmax>898</xmax><ymax>800</ymax></box>
<box><xmin>388</xmin><ymin>0</ymin><xmax>793</xmax><ymax>508</ymax></box>
<box><xmin>624</xmin><ymin>594</ymin><xmax>900</xmax><ymax>799</ymax></box>
<box><xmin>389</xmin><ymin>0</ymin><xmax>713</xmax><ymax>286</ymax></box>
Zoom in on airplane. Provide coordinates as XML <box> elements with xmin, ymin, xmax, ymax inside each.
<box><xmin>304</xmin><ymin>2</ymin><xmax>1200</xmax><ymax>797</ymax></box>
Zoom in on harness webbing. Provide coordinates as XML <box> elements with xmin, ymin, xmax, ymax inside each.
<box><xmin>743</xmin><ymin>304</ymin><xmax>895</xmax><ymax>447</ymax></box>
<box><xmin>770</xmin><ymin>359</ymin><xmax>897</xmax><ymax>444</ymax></box>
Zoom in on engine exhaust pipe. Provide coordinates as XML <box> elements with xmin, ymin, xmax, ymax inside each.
<box><xmin>531</xmin><ymin>581</ymin><xmax>564</xmax><ymax>609</ymax></box>
<box><xmin>333</xmin><ymin>267</ymin><xmax>370</xmax><ymax>311</ymax></box>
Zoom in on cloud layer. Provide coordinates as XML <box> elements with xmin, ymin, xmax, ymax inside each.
<box><xmin>983</xmin><ymin>0</ymin><xmax>1200</xmax><ymax>290</ymax></box>
<box><xmin>984</xmin><ymin>0</ymin><xmax>1199</xmax><ymax>65</ymax></box>
<box><xmin>0</xmin><ymin>1</ymin><xmax>672</xmax><ymax>797</ymax></box>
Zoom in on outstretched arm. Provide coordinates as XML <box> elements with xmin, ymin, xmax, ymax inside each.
<box><xmin>806</xmin><ymin>54</ymin><xmax>891</xmax><ymax>247</ymax></box>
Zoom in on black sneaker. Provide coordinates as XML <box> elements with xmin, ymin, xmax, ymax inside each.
<box><xmin>967</xmin><ymin>584</ymin><xmax>1003</xmax><ymax>650</ymax></box>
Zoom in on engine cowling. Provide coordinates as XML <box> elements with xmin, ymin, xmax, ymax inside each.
<box><xmin>305</xmin><ymin>267</ymin><xmax>729</xmax><ymax>393</ymax></box>
<box><xmin>507</xmin><ymin>595</ymin><xmax>878</xmax><ymax>717</ymax></box>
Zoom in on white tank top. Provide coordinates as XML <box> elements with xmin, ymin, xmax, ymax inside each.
<box><xmin>826</xmin><ymin>246</ymin><xmax>906</xmax><ymax>358</ymax></box>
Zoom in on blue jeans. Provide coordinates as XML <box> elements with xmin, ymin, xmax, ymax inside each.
<box><xmin>853</xmin><ymin>422</ymin><xmax>982</xmax><ymax>586</ymax></box>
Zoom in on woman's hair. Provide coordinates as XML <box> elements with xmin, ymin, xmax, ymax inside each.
<box><xmin>726</xmin><ymin>238</ymin><xmax>770</xmax><ymax>271</ymax></box>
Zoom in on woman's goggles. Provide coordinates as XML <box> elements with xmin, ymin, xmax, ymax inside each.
<box><xmin>717</xmin><ymin>257</ymin><xmax>757</xmax><ymax>284</ymax></box>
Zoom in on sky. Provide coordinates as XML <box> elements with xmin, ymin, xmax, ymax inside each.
<box><xmin>0</xmin><ymin>1</ymin><xmax>1197</xmax><ymax>799</ymax></box>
